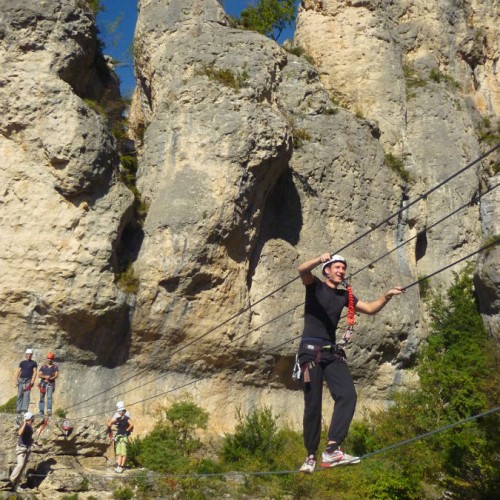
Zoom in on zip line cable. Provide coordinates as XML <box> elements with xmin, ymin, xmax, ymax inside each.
<box><xmin>63</xmin><ymin>144</ymin><xmax>499</xmax><ymax>414</ymax></box>
<box><xmin>27</xmin><ymin>406</ymin><xmax>499</xmax><ymax>481</ymax></box>
<box><xmin>75</xmin><ymin>332</ymin><xmax>306</xmax><ymax>419</ymax></box>
<box><xmin>349</xmin><ymin>181</ymin><xmax>500</xmax><ymax>280</ymax></box>
<box><xmin>138</xmin><ymin>406</ymin><xmax>500</xmax><ymax>479</ymax></box>
<box><xmin>68</xmin><ymin>303</ymin><xmax>305</xmax><ymax>416</ymax></box>
<box><xmin>153</xmin><ymin>405</ymin><xmax>500</xmax><ymax>478</ymax></box>
<box><xmin>403</xmin><ymin>238</ymin><xmax>499</xmax><ymax>291</ymax></box>
<box><xmin>331</xmin><ymin>143</ymin><xmax>498</xmax><ymax>255</ymax></box>
<box><xmin>74</xmin><ymin>237</ymin><xmax>499</xmax><ymax>420</ymax></box>
<box><xmin>67</xmin><ymin>184</ymin><xmax>500</xmax><ymax>417</ymax></box>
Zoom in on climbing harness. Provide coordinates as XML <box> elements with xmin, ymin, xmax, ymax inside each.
<box><xmin>292</xmin><ymin>277</ymin><xmax>355</xmax><ymax>381</ymax></box>
<box><xmin>340</xmin><ymin>278</ymin><xmax>355</xmax><ymax>345</ymax></box>
<box><xmin>293</xmin><ymin>343</ymin><xmax>347</xmax><ymax>382</ymax></box>
<box><xmin>38</xmin><ymin>380</ymin><xmax>47</xmax><ymax>394</ymax></box>
<box><xmin>22</xmin><ymin>381</ymin><xmax>33</xmax><ymax>392</ymax></box>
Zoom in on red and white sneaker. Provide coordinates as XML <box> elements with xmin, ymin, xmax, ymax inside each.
<box><xmin>299</xmin><ymin>455</ymin><xmax>316</xmax><ymax>473</ymax></box>
<box><xmin>320</xmin><ymin>447</ymin><xmax>360</xmax><ymax>467</ymax></box>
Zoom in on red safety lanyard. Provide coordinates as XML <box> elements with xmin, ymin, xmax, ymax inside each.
<box><xmin>346</xmin><ymin>281</ymin><xmax>355</xmax><ymax>327</ymax></box>
<box><xmin>342</xmin><ymin>279</ymin><xmax>355</xmax><ymax>343</ymax></box>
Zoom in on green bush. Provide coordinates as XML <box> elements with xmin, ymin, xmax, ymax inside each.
<box><xmin>417</xmin><ymin>276</ymin><xmax>431</xmax><ymax>300</ymax></box>
<box><xmin>292</xmin><ymin>127</ymin><xmax>311</xmax><ymax>148</ymax></box>
<box><xmin>128</xmin><ymin>401</ymin><xmax>209</xmax><ymax>474</ymax></box>
<box><xmin>221</xmin><ymin>407</ymin><xmax>285</xmax><ymax>468</ymax></box>
<box><xmin>477</xmin><ymin>117</ymin><xmax>500</xmax><ymax>146</ymax></box>
<box><xmin>284</xmin><ymin>45</ymin><xmax>305</xmax><ymax>57</ymax></box>
<box><xmin>0</xmin><ymin>396</ymin><xmax>17</xmax><ymax>413</ymax></box>
<box><xmin>163</xmin><ymin>400</ymin><xmax>209</xmax><ymax>454</ymax></box>
<box><xmin>429</xmin><ymin>68</ymin><xmax>460</xmax><ymax>89</ymax></box>
<box><xmin>403</xmin><ymin>63</ymin><xmax>427</xmax><ymax>98</ymax></box>
<box><xmin>385</xmin><ymin>152</ymin><xmax>411</xmax><ymax>183</ymax></box>
<box><xmin>113</xmin><ymin>485</ymin><xmax>134</xmax><ymax>500</ymax></box>
<box><xmin>203</xmin><ymin>66</ymin><xmax>249</xmax><ymax>92</ymax></box>
<box><xmin>76</xmin><ymin>0</ymin><xmax>104</xmax><ymax>16</ymax></box>
<box><xmin>115</xmin><ymin>263</ymin><xmax>139</xmax><ymax>294</ymax></box>
<box><xmin>55</xmin><ymin>408</ymin><xmax>67</xmax><ymax>418</ymax></box>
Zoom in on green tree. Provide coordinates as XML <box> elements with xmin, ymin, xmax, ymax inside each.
<box><xmin>419</xmin><ymin>264</ymin><xmax>491</xmax><ymax>420</ymax></box>
<box><xmin>128</xmin><ymin>401</ymin><xmax>209</xmax><ymax>473</ymax></box>
<box><xmin>416</xmin><ymin>264</ymin><xmax>500</xmax><ymax>497</ymax></box>
<box><xmin>345</xmin><ymin>265</ymin><xmax>500</xmax><ymax>499</ymax></box>
<box><xmin>163</xmin><ymin>400</ymin><xmax>209</xmax><ymax>454</ymax></box>
<box><xmin>239</xmin><ymin>0</ymin><xmax>296</xmax><ymax>41</ymax></box>
<box><xmin>222</xmin><ymin>406</ymin><xmax>285</xmax><ymax>468</ymax></box>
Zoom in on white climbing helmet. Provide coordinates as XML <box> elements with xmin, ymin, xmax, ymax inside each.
<box><xmin>321</xmin><ymin>254</ymin><xmax>347</xmax><ymax>276</ymax></box>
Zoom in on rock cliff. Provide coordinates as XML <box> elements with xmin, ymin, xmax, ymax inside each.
<box><xmin>0</xmin><ymin>413</ymin><xmax>121</xmax><ymax>496</ymax></box>
<box><xmin>0</xmin><ymin>0</ymin><xmax>498</xmax><ymax>447</ymax></box>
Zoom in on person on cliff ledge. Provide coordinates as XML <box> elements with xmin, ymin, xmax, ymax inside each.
<box><xmin>107</xmin><ymin>403</ymin><xmax>134</xmax><ymax>473</ymax></box>
<box><xmin>38</xmin><ymin>352</ymin><xmax>59</xmax><ymax>416</ymax></box>
<box><xmin>8</xmin><ymin>411</ymin><xmax>35</xmax><ymax>492</ymax></box>
<box><xmin>15</xmin><ymin>349</ymin><xmax>38</xmax><ymax>415</ymax></box>
<box><xmin>297</xmin><ymin>253</ymin><xmax>405</xmax><ymax>473</ymax></box>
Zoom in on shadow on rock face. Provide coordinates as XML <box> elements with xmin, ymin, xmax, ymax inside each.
<box><xmin>248</xmin><ymin>168</ymin><xmax>302</xmax><ymax>287</ymax></box>
<box><xmin>27</xmin><ymin>457</ymin><xmax>57</xmax><ymax>489</ymax></box>
<box><xmin>57</xmin><ymin>305</ymin><xmax>133</xmax><ymax>368</ymax></box>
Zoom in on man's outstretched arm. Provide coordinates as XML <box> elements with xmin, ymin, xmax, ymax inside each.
<box><xmin>355</xmin><ymin>287</ymin><xmax>405</xmax><ymax>315</ymax></box>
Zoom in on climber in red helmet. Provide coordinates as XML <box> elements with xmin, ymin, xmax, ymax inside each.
<box><xmin>38</xmin><ymin>352</ymin><xmax>59</xmax><ymax>416</ymax></box>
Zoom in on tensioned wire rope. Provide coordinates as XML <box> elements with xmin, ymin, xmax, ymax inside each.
<box><xmin>26</xmin><ymin>406</ymin><xmax>500</xmax><ymax>481</ymax></box>
<box><xmin>67</xmin><ymin>181</ymin><xmax>500</xmax><ymax>416</ymax></box>
<box><xmin>69</xmin><ymin>189</ymin><xmax>498</xmax><ymax>418</ymax></box>
<box><xmin>63</xmin><ymin>143</ymin><xmax>499</xmax><ymax>415</ymax></box>
<box><xmin>73</xmin><ymin>237</ymin><xmax>500</xmax><ymax>420</ymax></box>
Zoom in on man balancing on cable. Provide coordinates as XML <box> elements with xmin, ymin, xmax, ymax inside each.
<box><xmin>297</xmin><ymin>253</ymin><xmax>405</xmax><ymax>473</ymax></box>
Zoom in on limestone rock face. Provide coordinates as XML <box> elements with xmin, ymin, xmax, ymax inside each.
<box><xmin>294</xmin><ymin>0</ymin><xmax>499</xmax><ymax>328</ymax></box>
<box><xmin>127</xmin><ymin>0</ymin><xmax>416</xmax><ymax>424</ymax></box>
<box><xmin>130</xmin><ymin>0</ymin><xmax>292</xmax><ymax>368</ymax></box>
<box><xmin>0</xmin><ymin>0</ymin><xmax>497</xmax><ymax>439</ymax></box>
<box><xmin>0</xmin><ymin>413</ymin><xmax>116</xmax><ymax>496</ymax></box>
<box><xmin>0</xmin><ymin>0</ymin><xmax>134</xmax><ymax>388</ymax></box>
<box><xmin>126</xmin><ymin>0</ymin><xmax>497</xmax><ymax>426</ymax></box>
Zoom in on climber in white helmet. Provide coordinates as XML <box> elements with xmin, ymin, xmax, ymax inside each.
<box><xmin>297</xmin><ymin>252</ymin><xmax>405</xmax><ymax>473</ymax></box>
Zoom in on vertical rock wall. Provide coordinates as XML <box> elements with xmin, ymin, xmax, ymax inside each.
<box><xmin>0</xmin><ymin>0</ymin><xmax>134</xmax><ymax>404</ymax></box>
<box><xmin>0</xmin><ymin>0</ymin><xmax>497</xmax><ymax>432</ymax></box>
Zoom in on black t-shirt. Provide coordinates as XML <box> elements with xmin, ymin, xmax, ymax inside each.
<box><xmin>18</xmin><ymin>423</ymin><xmax>33</xmax><ymax>447</ymax></box>
<box><xmin>301</xmin><ymin>278</ymin><xmax>358</xmax><ymax>343</ymax></box>
<box><xmin>40</xmin><ymin>364</ymin><xmax>59</xmax><ymax>386</ymax></box>
<box><xmin>19</xmin><ymin>360</ymin><xmax>37</xmax><ymax>379</ymax></box>
<box><xmin>115</xmin><ymin>415</ymin><xmax>131</xmax><ymax>436</ymax></box>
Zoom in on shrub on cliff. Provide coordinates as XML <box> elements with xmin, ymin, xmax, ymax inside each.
<box><xmin>128</xmin><ymin>401</ymin><xmax>209</xmax><ymax>473</ymax></box>
<box><xmin>221</xmin><ymin>406</ymin><xmax>285</xmax><ymax>469</ymax></box>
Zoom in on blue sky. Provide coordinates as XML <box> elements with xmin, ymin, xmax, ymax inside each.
<box><xmin>98</xmin><ymin>0</ymin><xmax>298</xmax><ymax>97</ymax></box>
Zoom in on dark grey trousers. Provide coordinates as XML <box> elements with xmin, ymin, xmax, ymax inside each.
<box><xmin>302</xmin><ymin>357</ymin><xmax>357</xmax><ymax>456</ymax></box>
<box><xmin>16</xmin><ymin>379</ymin><xmax>31</xmax><ymax>413</ymax></box>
